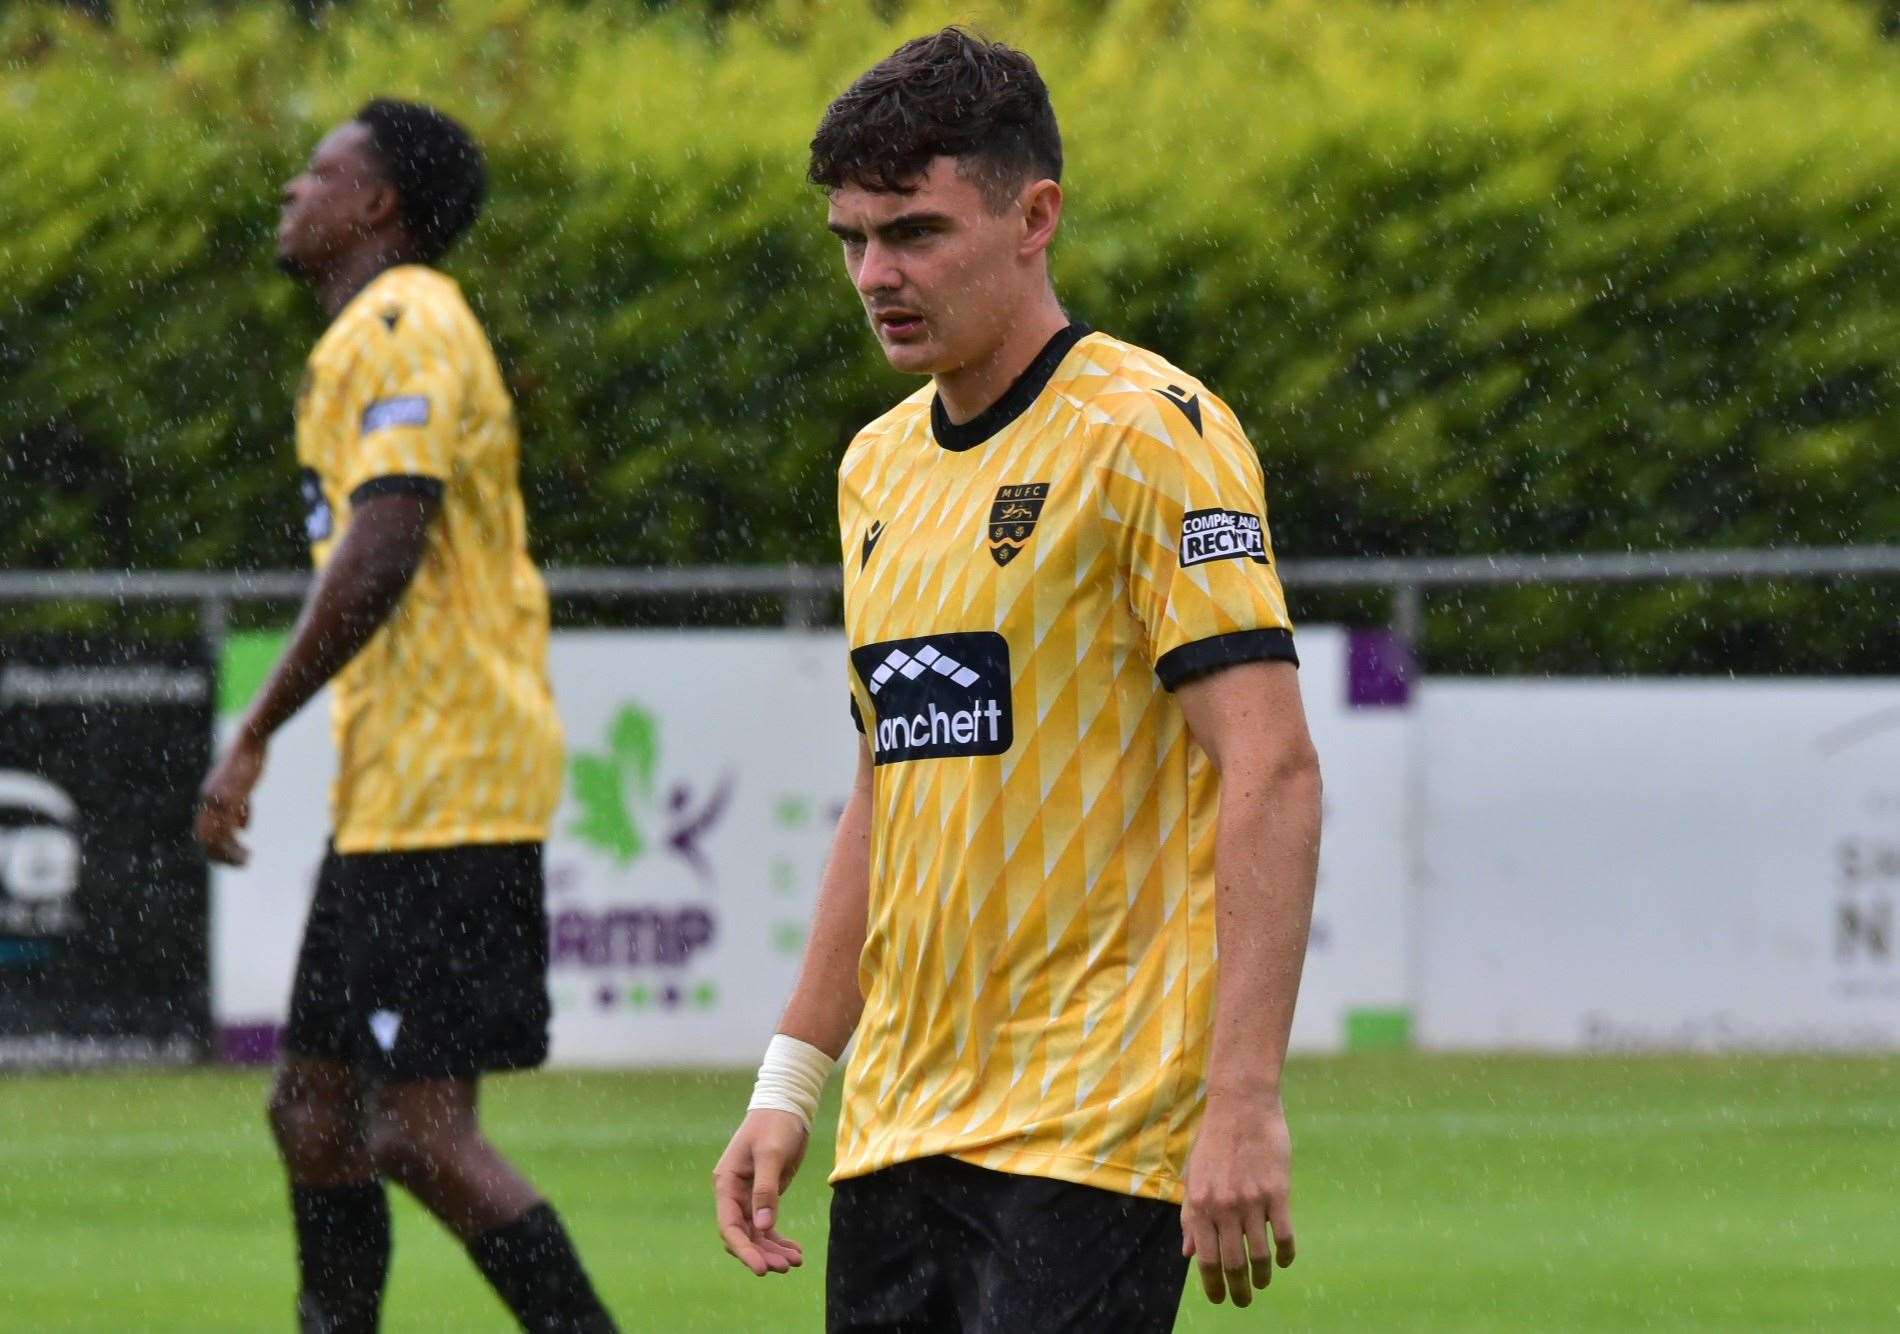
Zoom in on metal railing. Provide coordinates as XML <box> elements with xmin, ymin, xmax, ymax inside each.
<box><xmin>3</xmin><ymin>546</ymin><xmax>1899</xmax><ymax>652</ymax></box>
<box><xmin>1278</xmin><ymin>546</ymin><xmax>1900</xmax><ymax>644</ymax></box>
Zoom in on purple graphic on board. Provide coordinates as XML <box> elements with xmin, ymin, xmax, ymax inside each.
<box><xmin>549</xmin><ymin>905</ymin><xmax>717</xmax><ymax>969</ymax></box>
<box><xmin>217</xmin><ymin>1023</ymin><xmax>282</xmax><ymax>1065</ymax></box>
<box><xmin>666</xmin><ymin>776</ymin><xmax>735</xmax><ymax>880</ymax></box>
<box><xmin>1347</xmin><ymin>629</ymin><xmax>1414</xmax><ymax>708</ymax></box>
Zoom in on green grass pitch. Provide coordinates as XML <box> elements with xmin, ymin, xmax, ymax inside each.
<box><xmin>2</xmin><ymin>1055</ymin><xmax>1896</xmax><ymax>1331</ymax></box>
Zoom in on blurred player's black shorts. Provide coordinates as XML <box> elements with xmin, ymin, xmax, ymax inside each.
<box><xmin>827</xmin><ymin>1155</ymin><xmax>1187</xmax><ymax>1333</ymax></box>
<box><xmin>284</xmin><ymin>841</ymin><xmax>551</xmax><ymax>1081</ymax></box>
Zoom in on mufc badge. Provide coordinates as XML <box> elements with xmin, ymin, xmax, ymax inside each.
<box><xmin>986</xmin><ymin>482</ymin><xmax>1049</xmax><ymax>567</ymax></box>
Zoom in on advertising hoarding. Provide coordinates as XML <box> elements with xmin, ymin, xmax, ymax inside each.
<box><xmin>0</xmin><ymin>641</ymin><xmax>211</xmax><ymax>1068</ymax></box>
<box><xmin>214</xmin><ymin>625</ymin><xmax>1407</xmax><ymax>1063</ymax></box>
<box><xmin>1418</xmin><ymin>681</ymin><xmax>1900</xmax><ymax>1050</ymax></box>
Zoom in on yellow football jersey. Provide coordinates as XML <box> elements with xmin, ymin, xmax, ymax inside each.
<box><xmin>294</xmin><ymin>264</ymin><xmax>563</xmax><ymax>854</ymax></box>
<box><xmin>833</xmin><ymin>325</ymin><xmax>1298</xmax><ymax>1204</ymax></box>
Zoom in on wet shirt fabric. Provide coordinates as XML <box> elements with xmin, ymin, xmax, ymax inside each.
<box><xmin>294</xmin><ymin>264</ymin><xmax>563</xmax><ymax>854</ymax></box>
<box><xmin>833</xmin><ymin>325</ymin><xmax>1297</xmax><ymax>1204</ymax></box>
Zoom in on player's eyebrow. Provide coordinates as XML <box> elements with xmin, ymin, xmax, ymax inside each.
<box><xmin>827</xmin><ymin>212</ymin><xmax>953</xmax><ymax>242</ymax></box>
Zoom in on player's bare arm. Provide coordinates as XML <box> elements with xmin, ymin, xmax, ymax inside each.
<box><xmin>195</xmin><ymin>490</ymin><xmax>438</xmax><ymax>866</ymax></box>
<box><xmin>1173</xmin><ymin>659</ymin><xmax>1321</xmax><ymax>1309</ymax></box>
<box><xmin>713</xmin><ymin>737</ymin><xmax>873</xmax><ymax>1277</ymax></box>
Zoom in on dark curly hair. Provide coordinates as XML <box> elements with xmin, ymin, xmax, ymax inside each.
<box><xmin>808</xmin><ymin>27</ymin><xmax>1062</xmax><ymax>211</ymax></box>
<box><xmin>354</xmin><ymin>98</ymin><xmax>487</xmax><ymax>263</ymax></box>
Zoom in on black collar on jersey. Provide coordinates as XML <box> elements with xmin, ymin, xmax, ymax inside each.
<box><xmin>931</xmin><ymin>322</ymin><xmax>1093</xmax><ymax>453</ymax></box>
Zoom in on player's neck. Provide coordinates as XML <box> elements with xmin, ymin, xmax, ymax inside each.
<box><xmin>933</xmin><ymin>292</ymin><xmax>1070</xmax><ymax>426</ymax></box>
<box><xmin>314</xmin><ymin>244</ymin><xmax>420</xmax><ymax>319</ymax></box>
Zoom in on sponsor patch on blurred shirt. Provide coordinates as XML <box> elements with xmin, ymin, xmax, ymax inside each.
<box><xmin>1178</xmin><ymin>507</ymin><xmax>1267</xmax><ymax>568</ymax></box>
<box><xmin>361</xmin><ymin>395</ymin><xmax>431</xmax><ymax>434</ymax></box>
<box><xmin>299</xmin><ymin>467</ymin><xmax>332</xmax><ymax>542</ymax></box>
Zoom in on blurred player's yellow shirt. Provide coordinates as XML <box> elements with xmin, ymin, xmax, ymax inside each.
<box><xmin>294</xmin><ymin>264</ymin><xmax>563</xmax><ymax>854</ymax></box>
<box><xmin>833</xmin><ymin>326</ymin><xmax>1297</xmax><ymax>1204</ymax></box>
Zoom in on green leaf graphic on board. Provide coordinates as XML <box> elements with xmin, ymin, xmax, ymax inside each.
<box><xmin>569</xmin><ymin>756</ymin><xmax>639</xmax><ymax>863</ymax></box>
<box><xmin>610</xmin><ymin>706</ymin><xmax>659</xmax><ymax>802</ymax></box>
<box><xmin>569</xmin><ymin>705</ymin><xmax>660</xmax><ymax>865</ymax></box>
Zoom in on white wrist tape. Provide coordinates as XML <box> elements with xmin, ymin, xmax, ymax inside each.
<box><xmin>747</xmin><ymin>1034</ymin><xmax>836</xmax><ymax>1131</ymax></box>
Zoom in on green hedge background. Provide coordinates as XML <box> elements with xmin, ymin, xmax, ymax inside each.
<box><xmin>4</xmin><ymin>0</ymin><xmax>1899</xmax><ymax>671</ymax></box>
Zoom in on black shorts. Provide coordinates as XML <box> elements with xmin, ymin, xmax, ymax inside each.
<box><xmin>283</xmin><ymin>841</ymin><xmax>551</xmax><ymax>1081</ymax></box>
<box><xmin>826</xmin><ymin>1156</ymin><xmax>1187</xmax><ymax>1334</ymax></box>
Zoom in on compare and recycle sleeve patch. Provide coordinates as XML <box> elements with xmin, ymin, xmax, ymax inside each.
<box><xmin>360</xmin><ymin>395</ymin><xmax>432</xmax><ymax>434</ymax></box>
<box><xmin>1179</xmin><ymin>507</ymin><xmax>1268</xmax><ymax>568</ymax></box>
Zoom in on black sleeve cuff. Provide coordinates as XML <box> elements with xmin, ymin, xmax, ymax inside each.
<box><xmin>349</xmin><ymin>474</ymin><xmax>445</xmax><ymax>505</ymax></box>
<box><xmin>850</xmin><ymin>696</ymin><xmax>865</xmax><ymax>734</ymax></box>
<box><xmin>1155</xmin><ymin>628</ymin><xmax>1298</xmax><ymax>690</ymax></box>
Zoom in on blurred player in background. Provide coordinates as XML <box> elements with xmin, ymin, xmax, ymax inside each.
<box><xmin>713</xmin><ymin>29</ymin><xmax>1323</xmax><ymax>1333</ymax></box>
<box><xmin>194</xmin><ymin>99</ymin><xmax>616</xmax><ymax>1334</ymax></box>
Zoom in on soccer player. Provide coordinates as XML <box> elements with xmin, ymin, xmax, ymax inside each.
<box><xmin>194</xmin><ymin>100</ymin><xmax>617</xmax><ymax>1334</ymax></box>
<box><xmin>712</xmin><ymin>29</ymin><xmax>1323</xmax><ymax>1333</ymax></box>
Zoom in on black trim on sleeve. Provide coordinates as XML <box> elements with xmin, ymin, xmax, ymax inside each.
<box><xmin>349</xmin><ymin>474</ymin><xmax>446</xmax><ymax>505</ymax></box>
<box><xmin>1155</xmin><ymin>628</ymin><xmax>1298</xmax><ymax>691</ymax></box>
<box><xmin>931</xmin><ymin>323</ymin><xmax>1093</xmax><ymax>453</ymax></box>
<box><xmin>849</xmin><ymin>696</ymin><xmax>865</xmax><ymax>734</ymax></box>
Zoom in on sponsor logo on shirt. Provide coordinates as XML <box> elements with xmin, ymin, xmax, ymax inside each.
<box><xmin>986</xmin><ymin>482</ymin><xmax>1049</xmax><ymax>567</ymax></box>
<box><xmin>299</xmin><ymin>467</ymin><xmax>332</xmax><ymax>543</ymax></box>
<box><xmin>851</xmin><ymin>633</ymin><xmax>1013</xmax><ymax>765</ymax></box>
<box><xmin>360</xmin><ymin>395</ymin><xmax>431</xmax><ymax>434</ymax></box>
<box><xmin>1179</xmin><ymin>507</ymin><xmax>1267</xmax><ymax>568</ymax></box>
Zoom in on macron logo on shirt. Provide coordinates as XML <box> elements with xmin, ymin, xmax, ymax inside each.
<box><xmin>361</xmin><ymin>396</ymin><xmax>431</xmax><ymax>434</ymax></box>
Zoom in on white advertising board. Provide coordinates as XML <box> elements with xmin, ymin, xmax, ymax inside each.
<box><xmin>212</xmin><ymin>630</ymin><xmax>859</xmax><ymax>1067</ymax></box>
<box><xmin>213</xmin><ymin>625</ymin><xmax>1412</xmax><ymax>1064</ymax></box>
<box><xmin>1287</xmin><ymin>627</ymin><xmax>1416</xmax><ymax>1052</ymax></box>
<box><xmin>1418</xmin><ymin>681</ymin><xmax>1900</xmax><ymax>1051</ymax></box>
<box><xmin>538</xmin><ymin>631</ymin><xmax>856</xmax><ymax>1065</ymax></box>
<box><xmin>210</xmin><ymin>679</ymin><xmax>333</xmax><ymax>1058</ymax></box>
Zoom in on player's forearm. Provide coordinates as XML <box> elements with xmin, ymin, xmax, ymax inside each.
<box><xmin>775</xmin><ymin>754</ymin><xmax>873</xmax><ymax>1060</ymax></box>
<box><xmin>240</xmin><ymin>509</ymin><xmax>429</xmax><ymax>744</ymax></box>
<box><xmin>1202</xmin><ymin>747</ymin><xmax>1321</xmax><ymax>1101</ymax></box>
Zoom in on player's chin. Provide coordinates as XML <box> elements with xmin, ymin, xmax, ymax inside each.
<box><xmin>876</xmin><ymin>333</ymin><xmax>945</xmax><ymax>375</ymax></box>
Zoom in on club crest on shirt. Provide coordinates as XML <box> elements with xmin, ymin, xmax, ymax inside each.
<box><xmin>986</xmin><ymin>482</ymin><xmax>1049</xmax><ymax>567</ymax></box>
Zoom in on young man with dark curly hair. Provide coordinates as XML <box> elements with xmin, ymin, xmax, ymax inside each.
<box><xmin>196</xmin><ymin>99</ymin><xmax>617</xmax><ymax>1334</ymax></box>
<box><xmin>713</xmin><ymin>29</ymin><xmax>1323</xmax><ymax>1333</ymax></box>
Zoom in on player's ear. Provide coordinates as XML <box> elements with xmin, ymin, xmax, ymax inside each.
<box><xmin>1017</xmin><ymin>178</ymin><xmax>1063</xmax><ymax>259</ymax></box>
<box><xmin>360</xmin><ymin>179</ymin><xmax>402</xmax><ymax>234</ymax></box>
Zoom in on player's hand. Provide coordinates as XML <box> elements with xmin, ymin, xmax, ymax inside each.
<box><xmin>713</xmin><ymin>1109</ymin><xmax>810</xmax><ymax>1276</ymax></box>
<box><xmin>195</xmin><ymin>731</ymin><xmax>267</xmax><ymax>867</ymax></box>
<box><xmin>1180</xmin><ymin>1090</ymin><xmax>1295</xmax><ymax>1308</ymax></box>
